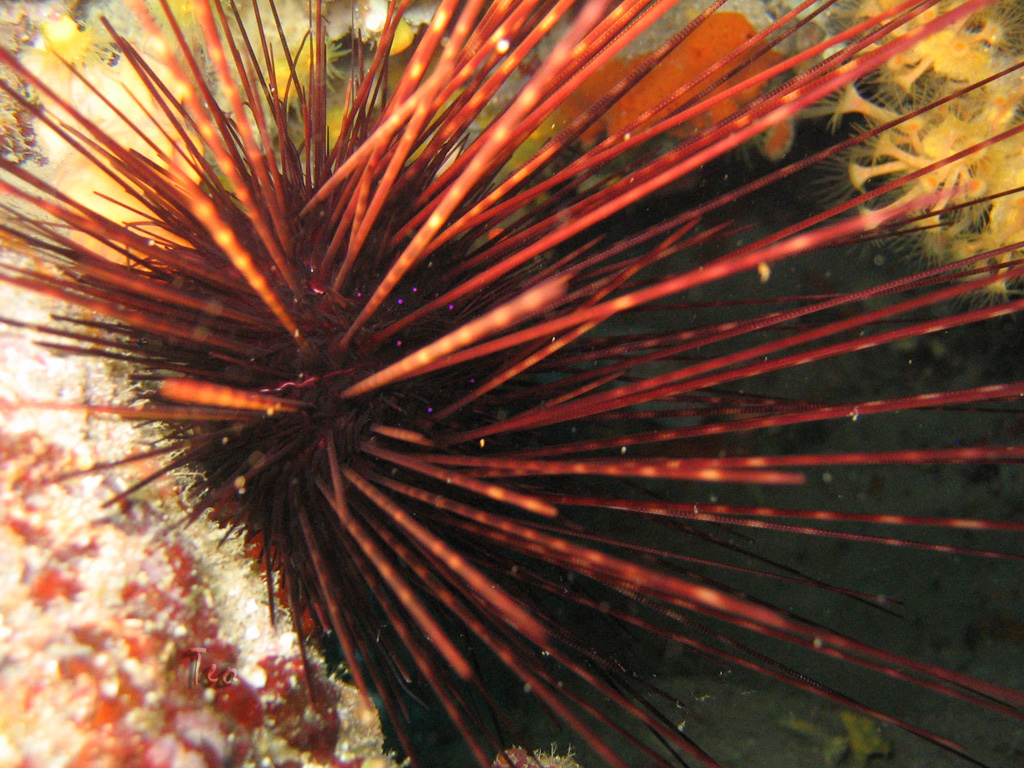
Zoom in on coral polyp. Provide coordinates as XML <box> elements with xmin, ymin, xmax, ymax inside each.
<box><xmin>1</xmin><ymin>0</ymin><xmax>1023</xmax><ymax>766</ymax></box>
<box><xmin>835</xmin><ymin>0</ymin><xmax>1024</xmax><ymax>298</ymax></box>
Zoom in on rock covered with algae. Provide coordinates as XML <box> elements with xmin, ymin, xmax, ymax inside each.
<box><xmin>0</xmin><ymin>279</ymin><xmax>396</xmax><ymax>768</ymax></box>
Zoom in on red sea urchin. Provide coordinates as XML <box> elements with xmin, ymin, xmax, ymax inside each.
<box><xmin>1</xmin><ymin>0</ymin><xmax>1024</xmax><ymax>766</ymax></box>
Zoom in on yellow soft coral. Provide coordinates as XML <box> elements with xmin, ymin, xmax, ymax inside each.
<box><xmin>851</xmin><ymin>0</ymin><xmax>1022</xmax><ymax>93</ymax></box>
<box><xmin>836</xmin><ymin>0</ymin><xmax>1024</xmax><ymax>297</ymax></box>
<box><xmin>17</xmin><ymin>8</ymin><xmax>198</xmax><ymax>263</ymax></box>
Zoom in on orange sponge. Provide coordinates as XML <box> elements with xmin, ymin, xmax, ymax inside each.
<box><xmin>555</xmin><ymin>12</ymin><xmax>784</xmax><ymax>146</ymax></box>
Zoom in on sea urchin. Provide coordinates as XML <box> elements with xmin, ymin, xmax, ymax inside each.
<box><xmin>1</xmin><ymin>0</ymin><xmax>1024</xmax><ymax>766</ymax></box>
